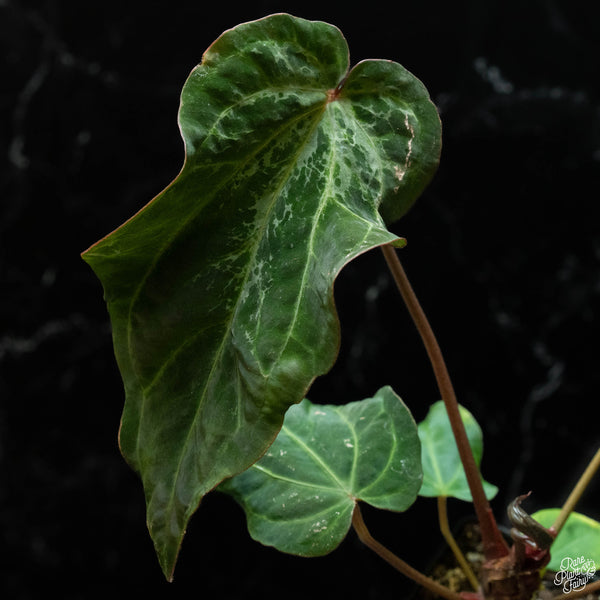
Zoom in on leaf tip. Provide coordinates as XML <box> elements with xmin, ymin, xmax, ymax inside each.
<box><xmin>159</xmin><ymin>550</ymin><xmax>178</xmax><ymax>583</ymax></box>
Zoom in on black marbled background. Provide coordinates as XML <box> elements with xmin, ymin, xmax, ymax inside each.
<box><xmin>2</xmin><ymin>0</ymin><xmax>599</xmax><ymax>598</ymax></box>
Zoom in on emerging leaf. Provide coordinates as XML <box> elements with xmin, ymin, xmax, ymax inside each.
<box><xmin>418</xmin><ymin>401</ymin><xmax>498</xmax><ymax>501</ymax></box>
<box><xmin>81</xmin><ymin>13</ymin><xmax>441</xmax><ymax>578</ymax></box>
<box><xmin>220</xmin><ymin>386</ymin><xmax>422</xmax><ymax>556</ymax></box>
<box><xmin>532</xmin><ymin>509</ymin><xmax>600</xmax><ymax>572</ymax></box>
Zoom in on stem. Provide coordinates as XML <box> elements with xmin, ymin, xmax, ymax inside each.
<box><xmin>552</xmin><ymin>446</ymin><xmax>600</xmax><ymax>535</ymax></box>
<box><xmin>351</xmin><ymin>503</ymin><xmax>467</xmax><ymax>600</ymax></box>
<box><xmin>437</xmin><ymin>496</ymin><xmax>480</xmax><ymax>591</ymax></box>
<box><xmin>381</xmin><ymin>244</ymin><xmax>509</xmax><ymax>561</ymax></box>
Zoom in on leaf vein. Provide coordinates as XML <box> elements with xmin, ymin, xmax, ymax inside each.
<box><xmin>281</xmin><ymin>424</ymin><xmax>349</xmax><ymax>492</ymax></box>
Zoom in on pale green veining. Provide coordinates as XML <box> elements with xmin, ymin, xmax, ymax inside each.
<box><xmin>220</xmin><ymin>387</ymin><xmax>422</xmax><ymax>556</ymax></box>
<box><xmin>82</xmin><ymin>14</ymin><xmax>441</xmax><ymax>578</ymax></box>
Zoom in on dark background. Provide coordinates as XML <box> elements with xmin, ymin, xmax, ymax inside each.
<box><xmin>2</xmin><ymin>0</ymin><xmax>599</xmax><ymax>598</ymax></box>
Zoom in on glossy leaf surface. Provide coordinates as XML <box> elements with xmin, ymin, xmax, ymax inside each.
<box><xmin>220</xmin><ymin>386</ymin><xmax>422</xmax><ymax>556</ymax></box>
<box><xmin>418</xmin><ymin>401</ymin><xmax>498</xmax><ymax>501</ymax></box>
<box><xmin>81</xmin><ymin>14</ymin><xmax>441</xmax><ymax>578</ymax></box>
<box><xmin>532</xmin><ymin>509</ymin><xmax>600</xmax><ymax>572</ymax></box>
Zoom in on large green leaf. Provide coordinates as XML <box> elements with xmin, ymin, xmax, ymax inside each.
<box><xmin>220</xmin><ymin>386</ymin><xmax>422</xmax><ymax>556</ymax></box>
<box><xmin>532</xmin><ymin>509</ymin><xmax>600</xmax><ymax>572</ymax></box>
<box><xmin>418</xmin><ymin>401</ymin><xmax>498</xmax><ymax>501</ymax></box>
<box><xmin>81</xmin><ymin>14</ymin><xmax>441</xmax><ymax>579</ymax></box>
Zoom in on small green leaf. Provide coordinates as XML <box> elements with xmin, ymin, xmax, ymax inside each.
<box><xmin>532</xmin><ymin>509</ymin><xmax>600</xmax><ymax>572</ymax></box>
<box><xmin>220</xmin><ymin>386</ymin><xmax>422</xmax><ymax>556</ymax></box>
<box><xmin>81</xmin><ymin>13</ymin><xmax>440</xmax><ymax>578</ymax></box>
<box><xmin>418</xmin><ymin>400</ymin><xmax>497</xmax><ymax>501</ymax></box>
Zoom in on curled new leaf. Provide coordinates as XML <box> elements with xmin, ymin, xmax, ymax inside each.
<box><xmin>81</xmin><ymin>13</ymin><xmax>441</xmax><ymax>579</ymax></box>
<box><xmin>220</xmin><ymin>386</ymin><xmax>422</xmax><ymax>556</ymax></box>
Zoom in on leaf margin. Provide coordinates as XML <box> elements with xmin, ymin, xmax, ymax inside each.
<box><xmin>81</xmin><ymin>13</ymin><xmax>442</xmax><ymax>579</ymax></box>
<box><xmin>219</xmin><ymin>385</ymin><xmax>423</xmax><ymax>557</ymax></box>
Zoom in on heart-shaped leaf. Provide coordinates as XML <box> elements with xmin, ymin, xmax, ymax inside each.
<box><xmin>531</xmin><ymin>509</ymin><xmax>600</xmax><ymax>572</ymax></box>
<box><xmin>81</xmin><ymin>13</ymin><xmax>441</xmax><ymax>579</ymax></box>
<box><xmin>220</xmin><ymin>386</ymin><xmax>422</xmax><ymax>556</ymax></box>
<box><xmin>418</xmin><ymin>400</ymin><xmax>498</xmax><ymax>501</ymax></box>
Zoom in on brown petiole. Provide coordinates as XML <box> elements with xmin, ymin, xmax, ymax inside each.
<box><xmin>380</xmin><ymin>243</ymin><xmax>509</xmax><ymax>562</ymax></box>
<box><xmin>352</xmin><ymin>503</ymin><xmax>469</xmax><ymax>600</ymax></box>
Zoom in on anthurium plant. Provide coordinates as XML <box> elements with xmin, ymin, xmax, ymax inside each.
<box><xmin>82</xmin><ymin>14</ymin><xmax>600</xmax><ymax>599</ymax></box>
